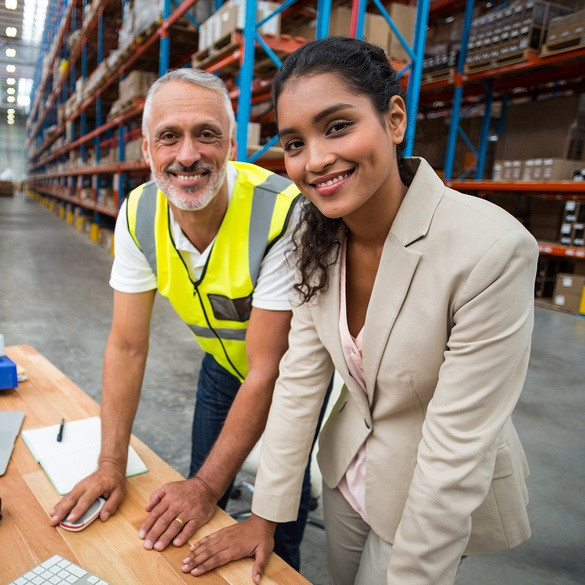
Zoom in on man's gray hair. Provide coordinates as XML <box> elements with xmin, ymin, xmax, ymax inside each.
<box><xmin>142</xmin><ymin>68</ymin><xmax>235</xmax><ymax>137</ymax></box>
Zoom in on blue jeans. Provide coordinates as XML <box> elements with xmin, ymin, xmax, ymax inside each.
<box><xmin>190</xmin><ymin>353</ymin><xmax>331</xmax><ymax>571</ymax></box>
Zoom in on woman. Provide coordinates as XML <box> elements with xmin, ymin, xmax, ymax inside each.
<box><xmin>181</xmin><ymin>37</ymin><xmax>538</xmax><ymax>585</ymax></box>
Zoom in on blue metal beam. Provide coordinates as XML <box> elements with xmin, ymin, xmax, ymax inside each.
<box><xmin>316</xmin><ymin>0</ymin><xmax>331</xmax><ymax>38</ymax></box>
<box><xmin>403</xmin><ymin>0</ymin><xmax>430</xmax><ymax>156</ymax></box>
<box><xmin>159</xmin><ymin>0</ymin><xmax>172</xmax><ymax>76</ymax></box>
<box><xmin>476</xmin><ymin>80</ymin><xmax>494</xmax><ymax>179</ymax></box>
<box><xmin>444</xmin><ymin>0</ymin><xmax>475</xmax><ymax>179</ymax></box>
<box><xmin>236</xmin><ymin>0</ymin><xmax>258</xmax><ymax>161</ymax></box>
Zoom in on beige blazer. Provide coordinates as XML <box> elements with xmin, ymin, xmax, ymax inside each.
<box><xmin>253</xmin><ymin>158</ymin><xmax>538</xmax><ymax>584</ymax></box>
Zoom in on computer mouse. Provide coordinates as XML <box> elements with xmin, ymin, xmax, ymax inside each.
<box><xmin>59</xmin><ymin>497</ymin><xmax>106</xmax><ymax>532</ymax></box>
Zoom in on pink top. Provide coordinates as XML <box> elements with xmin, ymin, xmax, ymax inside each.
<box><xmin>337</xmin><ymin>240</ymin><xmax>368</xmax><ymax>522</ymax></box>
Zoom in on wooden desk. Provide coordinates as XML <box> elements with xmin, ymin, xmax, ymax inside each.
<box><xmin>0</xmin><ymin>345</ymin><xmax>310</xmax><ymax>585</ymax></box>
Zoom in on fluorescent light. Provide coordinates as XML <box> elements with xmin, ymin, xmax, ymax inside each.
<box><xmin>7</xmin><ymin>119</ymin><xmax>15</xmax><ymax>125</ymax></box>
<box><xmin>5</xmin><ymin>0</ymin><xmax>18</xmax><ymax>9</ymax></box>
<box><xmin>23</xmin><ymin>0</ymin><xmax>48</xmax><ymax>44</ymax></box>
<box><xmin>6</xmin><ymin>65</ymin><xmax>16</xmax><ymax>73</ymax></box>
<box><xmin>6</xmin><ymin>48</ymin><xmax>16</xmax><ymax>57</ymax></box>
<box><xmin>7</xmin><ymin>96</ymin><xmax>16</xmax><ymax>103</ymax></box>
<box><xmin>7</xmin><ymin>78</ymin><xmax>16</xmax><ymax>85</ymax></box>
<box><xmin>7</xmin><ymin>88</ymin><xmax>16</xmax><ymax>95</ymax></box>
<box><xmin>7</xmin><ymin>109</ymin><xmax>15</xmax><ymax>114</ymax></box>
<box><xmin>6</xmin><ymin>27</ymin><xmax>17</xmax><ymax>37</ymax></box>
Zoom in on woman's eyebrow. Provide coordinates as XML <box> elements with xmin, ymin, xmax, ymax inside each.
<box><xmin>278</xmin><ymin>103</ymin><xmax>356</xmax><ymax>138</ymax></box>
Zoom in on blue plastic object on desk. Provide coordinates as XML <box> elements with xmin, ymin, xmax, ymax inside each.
<box><xmin>0</xmin><ymin>355</ymin><xmax>18</xmax><ymax>390</ymax></box>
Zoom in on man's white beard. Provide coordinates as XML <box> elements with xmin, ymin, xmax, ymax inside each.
<box><xmin>150</xmin><ymin>150</ymin><xmax>230</xmax><ymax>211</ymax></box>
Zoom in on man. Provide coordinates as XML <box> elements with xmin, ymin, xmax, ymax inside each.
<box><xmin>49</xmin><ymin>68</ymin><xmax>314</xmax><ymax>570</ymax></box>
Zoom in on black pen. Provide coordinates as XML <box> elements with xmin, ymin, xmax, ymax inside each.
<box><xmin>57</xmin><ymin>418</ymin><xmax>65</xmax><ymax>442</ymax></box>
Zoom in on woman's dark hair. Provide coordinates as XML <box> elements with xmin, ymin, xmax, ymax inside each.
<box><xmin>273</xmin><ymin>36</ymin><xmax>411</xmax><ymax>304</ymax></box>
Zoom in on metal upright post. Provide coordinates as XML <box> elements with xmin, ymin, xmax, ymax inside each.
<box><xmin>444</xmin><ymin>0</ymin><xmax>475</xmax><ymax>180</ymax></box>
<box><xmin>80</xmin><ymin>0</ymin><xmax>89</xmax><ymax>163</ymax></box>
<box><xmin>403</xmin><ymin>0</ymin><xmax>430</xmax><ymax>156</ymax></box>
<box><xmin>475</xmin><ymin>79</ymin><xmax>494</xmax><ymax>180</ymax></box>
<box><xmin>315</xmin><ymin>0</ymin><xmax>331</xmax><ymax>38</ymax></box>
<box><xmin>350</xmin><ymin>0</ymin><xmax>367</xmax><ymax>39</ymax></box>
<box><xmin>94</xmin><ymin>6</ymin><xmax>105</xmax><ymax>221</ymax></box>
<box><xmin>159</xmin><ymin>0</ymin><xmax>172</xmax><ymax>76</ymax></box>
<box><xmin>236</xmin><ymin>0</ymin><xmax>258</xmax><ymax>161</ymax></box>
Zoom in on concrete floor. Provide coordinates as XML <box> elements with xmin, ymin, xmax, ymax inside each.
<box><xmin>1</xmin><ymin>191</ymin><xmax>584</xmax><ymax>585</ymax></box>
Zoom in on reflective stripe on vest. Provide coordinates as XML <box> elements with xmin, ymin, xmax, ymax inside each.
<box><xmin>126</xmin><ymin>161</ymin><xmax>300</xmax><ymax>380</ymax></box>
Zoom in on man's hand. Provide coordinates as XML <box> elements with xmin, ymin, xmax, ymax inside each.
<box><xmin>48</xmin><ymin>461</ymin><xmax>126</xmax><ymax>526</ymax></box>
<box><xmin>138</xmin><ymin>476</ymin><xmax>217</xmax><ymax>551</ymax></box>
<box><xmin>182</xmin><ymin>514</ymin><xmax>276</xmax><ymax>584</ymax></box>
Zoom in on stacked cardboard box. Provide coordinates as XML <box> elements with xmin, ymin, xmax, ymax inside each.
<box><xmin>328</xmin><ymin>5</ymin><xmax>417</xmax><ymax>61</ymax></box>
<box><xmin>552</xmin><ymin>273</ymin><xmax>585</xmax><ymax>312</ymax></box>
<box><xmin>559</xmin><ymin>201</ymin><xmax>585</xmax><ymax>247</ymax></box>
<box><xmin>119</xmin><ymin>71</ymin><xmax>157</xmax><ymax>104</ymax></box>
<box><xmin>495</xmin><ymin>95</ymin><xmax>585</xmax><ymax>163</ymax></box>
<box><xmin>528</xmin><ymin>199</ymin><xmax>564</xmax><ymax>241</ymax></box>
<box><xmin>124</xmin><ymin>138</ymin><xmax>144</xmax><ymax>162</ymax></box>
<box><xmin>493</xmin><ymin>157</ymin><xmax>583</xmax><ymax>181</ymax></box>
<box><xmin>466</xmin><ymin>0</ymin><xmax>572</xmax><ymax>69</ymax></box>
<box><xmin>198</xmin><ymin>0</ymin><xmax>281</xmax><ymax>52</ymax></box>
<box><xmin>544</xmin><ymin>8</ymin><xmax>585</xmax><ymax>50</ymax></box>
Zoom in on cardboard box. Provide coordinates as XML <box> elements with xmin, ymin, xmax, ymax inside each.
<box><xmin>540</xmin><ymin>158</ymin><xmax>582</xmax><ymax>181</ymax></box>
<box><xmin>492</xmin><ymin>160</ymin><xmax>504</xmax><ymax>181</ymax></box>
<box><xmin>554</xmin><ymin>273</ymin><xmax>585</xmax><ymax>296</ymax></box>
<box><xmin>563</xmin><ymin>201</ymin><xmax>579</xmax><ymax>222</ymax></box>
<box><xmin>234</xmin><ymin>121</ymin><xmax>261</xmax><ymax>146</ymax></box>
<box><xmin>329</xmin><ymin>6</ymin><xmax>352</xmax><ymax>36</ymax></box>
<box><xmin>119</xmin><ymin>70</ymin><xmax>157</xmax><ymax>104</ymax></box>
<box><xmin>199</xmin><ymin>0</ymin><xmax>280</xmax><ymax>51</ymax></box>
<box><xmin>495</xmin><ymin>94</ymin><xmax>585</xmax><ymax>161</ymax></box>
<box><xmin>329</xmin><ymin>5</ymin><xmax>416</xmax><ymax>59</ymax></box>
<box><xmin>553</xmin><ymin>291</ymin><xmax>583</xmax><ymax>312</ymax></box>
<box><xmin>386</xmin><ymin>4</ymin><xmax>416</xmax><ymax>62</ymax></box>
<box><xmin>553</xmin><ymin>273</ymin><xmax>585</xmax><ymax>312</ymax></box>
<box><xmin>572</xmin><ymin>223</ymin><xmax>584</xmax><ymax>247</ymax></box>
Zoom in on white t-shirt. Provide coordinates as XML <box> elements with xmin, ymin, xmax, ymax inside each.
<box><xmin>110</xmin><ymin>164</ymin><xmax>298</xmax><ymax>311</ymax></box>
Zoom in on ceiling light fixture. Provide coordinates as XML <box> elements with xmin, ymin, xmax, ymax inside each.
<box><xmin>6</xmin><ymin>65</ymin><xmax>16</xmax><ymax>73</ymax></box>
<box><xmin>7</xmin><ymin>96</ymin><xmax>16</xmax><ymax>103</ymax></box>
<box><xmin>7</xmin><ymin>77</ymin><xmax>16</xmax><ymax>85</ymax></box>
<box><xmin>6</xmin><ymin>27</ymin><xmax>17</xmax><ymax>37</ymax></box>
<box><xmin>6</xmin><ymin>0</ymin><xmax>18</xmax><ymax>9</ymax></box>
<box><xmin>7</xmin><ymin>88</ymin><xmax>16</xmax><ymax>95</ymax></box>
<box><xmin>6</xmin><ymin>48</ymin><xmax>16</xmax><ymax>57</ymax></box>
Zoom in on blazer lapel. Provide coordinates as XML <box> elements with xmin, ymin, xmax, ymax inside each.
<box><xmin>362</xmin><ymin>158</ymin><xmax>445</xmax><ymax>401</ymax></box>
<box><xmin>361</xmin><ymin>239</ymin><xmax>421</xmax><ymax>399</ymax></box>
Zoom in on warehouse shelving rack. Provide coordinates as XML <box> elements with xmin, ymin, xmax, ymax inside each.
<box><xmin>27</xmin><ymin>0</ymin><xmax>431</xmax><ymax>219</ymax></box>
<box><xmin>26</xmin><ymin>0</ymin><xmax>585</xmax><ymax>310</ymax></box>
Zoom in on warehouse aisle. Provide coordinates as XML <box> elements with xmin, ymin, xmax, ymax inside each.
<box><xmin>1</xmin><ymin>192</ymin><xmax>584</xmax><ymax>585</ymax></box>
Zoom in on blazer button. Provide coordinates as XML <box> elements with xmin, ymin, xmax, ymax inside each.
<box><xmin>364</xmin><ymin>419</ymin><xmax>371</xmax><ymax>429</ymax></box>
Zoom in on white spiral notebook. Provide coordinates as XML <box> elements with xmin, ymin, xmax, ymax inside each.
<box><xmin>21</xmin><ymin>416</ymin><xmax>148</xmax><ymax>495</ymax></box>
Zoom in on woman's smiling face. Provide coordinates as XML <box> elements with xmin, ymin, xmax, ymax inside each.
<box><xmin>276</xmin><ymin>72</ymin><xmax>406</xmax><ymax>221</ymax></box>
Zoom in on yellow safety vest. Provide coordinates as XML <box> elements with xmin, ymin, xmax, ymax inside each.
<box><xmin>126</xmin><ymin>161</ymin><xmax>300</xmax><ymax>381</ymax></box>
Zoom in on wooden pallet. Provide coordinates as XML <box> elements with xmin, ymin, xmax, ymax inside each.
<box><xmin>192</xmin><ymin>32</ymin><xmax>242</xmax><ymax>73</ymax></box>
<box><xmin>540</xmin><ymin>35</ymin><xmax>585</xmax><ymax>56</ymax></box>
<box><xmin>421</xmin><ymin>68</ymin><xmax>454</xmax><ymax>84</ymax></box>
<box><xmin>465</xmin><ymin>49</ymin><xmax>538</xmax><ymax>73</ymax></box>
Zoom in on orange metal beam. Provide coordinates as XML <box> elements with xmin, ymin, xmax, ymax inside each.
<box><xmin>538</xmin><ymin>242</ymin><xmax>585</xmax><ymax>259</ymax></box>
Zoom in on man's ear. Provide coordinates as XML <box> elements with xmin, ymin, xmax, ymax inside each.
<box><xmin>141</xmin><ymin>138</ymin><xmax>150</xmax><ymax>164</ymax></box>
<box><xmin>230</xmin><ymin>136</ymin><xmax>237</xmax><ymax>160</ymax></box>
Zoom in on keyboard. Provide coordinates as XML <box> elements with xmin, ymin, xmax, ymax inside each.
<box><xmin>8</xmin><ymin>554</ymin><xmax>111</xmax><ymax>585</ymax></box>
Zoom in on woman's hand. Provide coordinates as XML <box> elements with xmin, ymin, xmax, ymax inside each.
<box><xmin>182</xmin><ymin>514</ymin><xmax>276</xmax><ymax>583</ymax></box>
